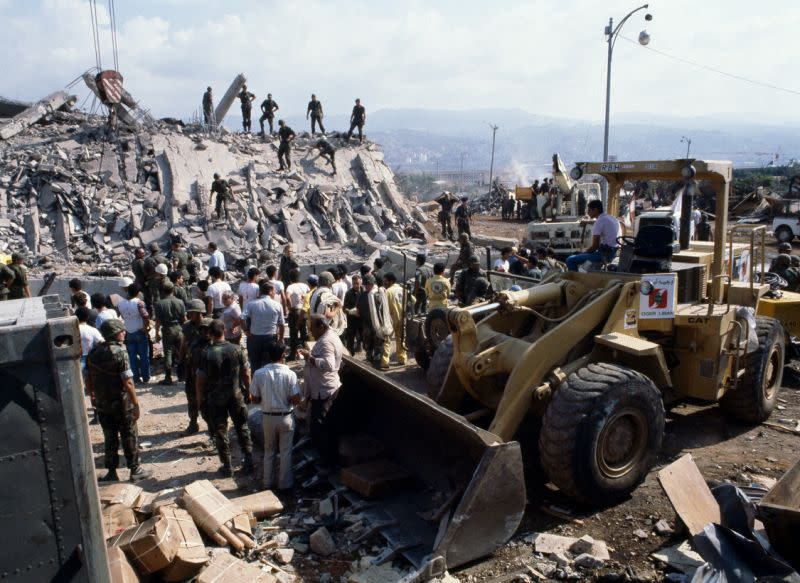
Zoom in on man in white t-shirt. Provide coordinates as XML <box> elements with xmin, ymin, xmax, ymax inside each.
<box><xmin>250</xmin><ymin>341</ymin><xmax>301</xmax><ymax>489</ymax></box>
<box><xmin>117</xmin><ymin>281</ymin><xmax>151</xmax><ymax>384</ymax></box>
<box><xmin>285</xmin><ymin>268</ymin><xmax>310</xmax><ymax>359</ymax></box>
<box><xmin>76</xmin><ymin>305</ymin><xmax>104</xmax><ymax>374</ymax></box>
<box><xmin>206</xmin><ymin>266</ymin><xmax>232</xmax><ymax>318</ymax></box>
<box><xmin>566</xmin><ymin>200</ymin><xmax>620</xmax><ymax>271</ymax></box>
<box><xmin>493</xmin><ymin>247</ymin><xmax>513</xmax><ymax>273</ymax></box>
<box><xmin>331</xmin><ymin>267</ymin><xmax>349</xmax><ymax>302</ymax></box>
<box><xmin>239</xmin><ymin>267</ymin><xmax>261</xmax><ymax>309</ymax></box>
<box><xmin>266</xmin><ymin>265</ymin><xmax>287</xmax><ymax>314</ymax></box>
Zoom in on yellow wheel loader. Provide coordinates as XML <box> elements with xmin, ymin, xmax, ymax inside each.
<box><xmin>324</xmin><ymin>159</ymin><xmax>794</xmax><ymax>577</ymax></box>
<box><xmin>428</xmin><ymin>159</ymin><xmax>792</xmax><ymax>505</ymax></box>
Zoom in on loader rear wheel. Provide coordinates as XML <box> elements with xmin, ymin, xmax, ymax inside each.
<box><xmin>424</xmin><ymin>308</ymin><xmax>450</xmax><ymax>354</ymax></box>
<box><xmin>539</xmin><ymin>363</ymin><xmax>664</xmax><ymax>505</ymax></box>
<box><xmin>720</xmin><ymin>316</ymin><xmax>784</xmax><ymax>423</ymax></box>
<box><xmin>426</xmin><ymin>336</ymin><xmax>453</xmax><ymax>398</ymax></box>
<box><xmin>775</xmin><ymin>226</ymin><xmax>794</xmax><ymax>244</ymax></box>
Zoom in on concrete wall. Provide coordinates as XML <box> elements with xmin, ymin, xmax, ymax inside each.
<box><xmin>30</xmin><ymin>277</ymin><xmax>128</xmax><ymax>305</ymax></box>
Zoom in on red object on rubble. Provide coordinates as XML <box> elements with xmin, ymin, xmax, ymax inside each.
<box><xmin>95</xmin><ymin>70</ymin><xmax>124</xmax><ymax>105</ymax></box>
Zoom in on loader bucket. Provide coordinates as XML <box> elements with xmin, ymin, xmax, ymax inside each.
<box><xmin>329</xmin><ymin>356</ymin><xmax>526</xmax><ymax>570</ymax></box>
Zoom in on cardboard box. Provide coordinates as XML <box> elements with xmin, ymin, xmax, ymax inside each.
<box><xmin>107</xmin><ymin>545</ymin><xmax>139</xmax><ymax>583</ymax></box>
<box><xmin>197</xmin><ymin>552</ymin><xmax>275</xmax><ymax>583</ymax></box>
<box><xmin>340</xmin><ymin>460</ymin><xmax>412</xmax><ymax>498</ymax></box>
<box><xmin>110</xmin><ymin>515</ymin><xmax>179</xmax><ymax>574</ymax></box>
<box><xmin>98</xmin><ymin>483</ymin><xmax>143</xmax><ymax>508</ymax></box>
<box><xmin>181</xmin><ymin>480</ymin><xmax>237</xmax><ymax>536</ymax></box>
<box><xmin>133</xmin><ymin>487</ymin><xmax>180</xmax><ymax>518</ymax></box>
<box><xmin>158</xmin><ymin>506</ymin><xmax>208</xmax><ymax>582</ymax></box>
<box><xmin>233</xmin><ymin>490</ymin><xmax>283</xmax><ymax>519</ymax></box>
<box><xmin>102</xmin><ymin>504</ymin><xmax>138</xmax><ymax>540</ymax></box>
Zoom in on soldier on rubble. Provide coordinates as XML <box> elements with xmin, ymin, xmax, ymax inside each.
<box><xmin>196</xmin><ymin>319</ymin><xmax>255</xmax><ymax>476</ymax></box>
<box><xmin>202</xmin><ymin>86</ymin><xmax>214</xmax><ymax>125</ymax></box>
<box><xmin>7</xmin><ymin>253</ymin><xmax>30</xmax><ymax>299</ymax></box>
<box><xmin>210</xmin><ymin>173</ymin><xmax>232</xmax><ymax>221</ymax></box>
<box><xmin>238</xmin><ymin>84</ymin><xmax>256</xmax><ymax>133</ymax></box>
<box><xmin>143</xmin><ymin>243</ymin><xmax>168</xmax><ymax>312</ymax></box>
<box><xmin>436</xmin><ymin>191</ymin><xmax>458</xmax><ymax>240</ymax></box>
<box><xmin>455</xmin><ymin>197</ymin><xmax>472</xmax><ymax>238</ymax></box>
<box><xmin>259</xmin><ymin>93</ymin><xmax>279</xmax><ymax>135</ymax></box>
<box><xmin>346</xmin><ymin>98</ymin><xmax>366</xmax><ymax>143</ymax></box>
<box><xmin>85</xmin><ymin>319</ymin><xmax>152</xmax><ymax>482</ymax></box>
<box><xmin>313</xmin><ymin>138</ymin><xmax>337</xmax><ymax>175</ymax></box>
<box><xmin>306</xmin><ymin>94</ymin><xmax>325</xmax><ymax>135</ymax></box>
<box><xmin>178</xmin><ymin>300</ymin><xmax>210</xmax><ymax>436</ymax></box>
<box><xmin>277</xmin><ymin>120</ymin><xmax>296</xmax><ymax>172</ymax></box>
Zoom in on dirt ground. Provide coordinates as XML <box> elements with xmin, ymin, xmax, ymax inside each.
<box><xmin>87</xmin><ymin>214</ymin><xmax>800</xmax><ymax>581</ymax></box>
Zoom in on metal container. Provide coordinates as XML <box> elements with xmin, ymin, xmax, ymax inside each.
<box><xmin>0</xmin><ymin>297</ymin><xmax>109</xmax><ymax>582</ymax></box>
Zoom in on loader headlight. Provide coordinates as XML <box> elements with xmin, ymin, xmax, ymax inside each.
<box><xmin>640</xmin><ymin>280</ymin><xmax>654</xmax><ymax>295</ymax></box>
<box><xmin>570</xmin><ymin>166</ymin><xmax>584</xmax><ymax>180</ymax></box>
<box><xmin>681</xmin><ymin>164</ymin><xmax>696</xmax><ymax>179</ymax></box>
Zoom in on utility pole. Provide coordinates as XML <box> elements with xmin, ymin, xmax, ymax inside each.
<box><xmin>488</xmin><ymin>124</ymin><xmax>498</xmax><ymax>190</ymax></box>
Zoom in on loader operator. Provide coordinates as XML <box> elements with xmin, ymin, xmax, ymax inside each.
<box><xmin>566</xmin><ymin>199</ymin><xmax>620</xmax><ymax>271</ymax></box>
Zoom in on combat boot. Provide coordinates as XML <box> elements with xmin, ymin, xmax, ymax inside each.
<box><xmin>163</xmin><ymin>373</ymin><xmax>173</xmax><ymax>386</ymax></box>
<box><xmin>181</xmin><ymin>420</ymin><xmax>199</xmax><ymax>436</ymax></box>
<box><xmin>129</xmin><ymin>466</ymin><xmax>152</xmax><ymax>482</ymax></box>
<box><xmin>98</xmin><ymin>469</ymin><xmax>119</xmax><ymax>482</ymax></box>
<box><xmin>242</xmin><ymin>453</ymin><xmax>255</xmax><ymax>474</ymax></box>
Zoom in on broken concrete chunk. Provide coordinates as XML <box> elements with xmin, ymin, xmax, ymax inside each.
<box><xmin>573</xmin><ymin>553</ymin><xmax>605</xmax><ymax>569</ymax></box>
<box><xmin>309</xmin><ymin>526</ymin><xmax>336</xmax><ymax>556</ymax></box>
<box><xmin>273</xmin><ymin>548</ymin><xmax>294</xmax><ymax>564</ymax></box>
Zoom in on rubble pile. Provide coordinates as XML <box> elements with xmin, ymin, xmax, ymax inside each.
<box><xmin>0</xmin><ymin>106</ymin><xmax>428</xmax><ymax>275</ymax></box>
<box><xmin>467</xmin><ymin>181</ymin><xmax>510</xmax><ymax>216</ymax></box>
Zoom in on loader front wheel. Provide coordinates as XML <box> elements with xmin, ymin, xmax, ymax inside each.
<box><xmin>426</xmin><ymin>336</ymin><xmax>453</xmax><ymax>398</ymax></box>
<box><xmin>720</xmin><ymin>316</ymin><xmax>784</xmax><ymax>423</ymax></box>
<box><xmin>539</xmin><ymin>363</ymin><xmax>664</xmax><ymax>505</ymax></box>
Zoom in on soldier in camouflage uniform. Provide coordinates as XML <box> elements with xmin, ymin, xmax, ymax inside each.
<box><xmin>143</xmin><ymin>242</ymin><xmax>168</xmax><ymax>312</ymax></box>
<box><xmin>0</xmin><ymin>262</ymin><xmax>13</xmax><ymax>301</ymax></box>
<box><xmin>196</xmin><ymin>320</ymin><xmax>254</xmax><ymax>476</ymax></box>
<box><xmin>178</xmin><ymin>300</ymin><xmax>208</xmax><ymax>435</ymax></box>
<box><xmin>154</xmin><ymin>280</ymin><xmax>187</xmax><ymax>385</ymax></box>
<box><xmin>170</xmin><ymin>239</ymin><xmax>193</xmax><ymax>283</ymax></box>
<box><xmin>85</xmin><ymin>319</ymin><xmax>152</xmax><ymax>482</ymax></box>
<box><xmin>169</xmin><ymin>270</ymin><xmax>192</xmax><ymax>308</ymax></box>
<box><xmin>131</xmin><ymin>248</ymin><xmax>147</xmax><ymax>290</ymax></box>
<box><xmin>7</xmin><ymin>252</ymin><xmax>30</xmax><ymax>299</ymax></box>
<box><xmin>769</xmin><ymin>254</ymin><xmax>800</xmax><ymax>292</ymax></box>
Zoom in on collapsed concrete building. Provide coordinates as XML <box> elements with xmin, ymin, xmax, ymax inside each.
<box><xmin>0</xmin><ymin>94</ymin><xmax>430</xmax><ymax>279</ymax></box>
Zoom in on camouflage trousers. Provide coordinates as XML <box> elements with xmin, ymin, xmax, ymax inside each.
<box><xmin>98</xmin><ymin>408</ymin><xmax>139</xmax><ymax>470</ymax></box>
<box><xmin>184</xmin><ymin>372</ymin><xmax>199</xmax><ymax>422</ymax></box>
<box><xmin>162</xmin><ymin>325</ymin><xmax>184</xmax><ymax>376</ymax></box>
<box><xmin>207</xmin><ymin>391</ymin><xmax>252</xmax><ymax>465</ymax></box>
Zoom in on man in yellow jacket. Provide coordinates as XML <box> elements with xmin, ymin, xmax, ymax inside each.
<box><xmin>380</xmin><ymin>272</ymin><xmax>407</xmax><ymax>369</ymax></box>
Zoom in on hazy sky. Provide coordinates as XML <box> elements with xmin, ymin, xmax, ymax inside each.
<box><xmin>1</xmin><ymin>0</ymin><xmax>798</xmax><ymax>123</ymax></box>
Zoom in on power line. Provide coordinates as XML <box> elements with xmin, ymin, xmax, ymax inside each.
<box><xmin>108</xmin><ymin>0</ymin><xmax>119</xmax><ymax>71</ymax></box>
<box><xmin>88</xmin><ymin>0</ymin><xmax>102</xmax><ymax>69</ymax></box>
<box><xmin>619</xmin><ymin>35</ymin><xmax>800</xmax><ymax>97</ymax></box>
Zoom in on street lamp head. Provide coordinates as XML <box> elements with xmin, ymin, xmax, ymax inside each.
<box><xmin>638</xmin><ymin>30</ymin><xmax>651</xmax><ymax>45</ymax></box>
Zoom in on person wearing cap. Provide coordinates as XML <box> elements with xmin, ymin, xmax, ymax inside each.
<box><xmin>154</xmin><ymin>280</ymin><xmax>187</xmax><ymax>385</ymax></box>
<box><xmin>179</xmin><ymin>301</ymin><xmax>210</xmax><ymax>435</ymax></box>
<box><xmin>413</xmin><ymin>253</ymin><xmax>433</xmax><ymax>315</ymax></box>
<box><xmin>207</xmin><ymin>242</ymin><xmax>227</xmax><ymax>272</ymax></box>
<box><xmin>196</xmin><ymin>319</ymin><xmax>254</xmax><ymax>476</ymax></box>
<box><xmin>239</xmin><ymin>266</ymin><xmax>261</xmax><ymax>309</ymax></box>
<box><xmin>7</xmin><ymin>252</ymin><xmax>30</xmax><ymax>299</ymax></box>
<box><xmin>117</xmin><ymin>282</ymin><xmax>151</xmax><ymax>384</ymax></box>
<box><xmin>241</xmin><ymin>281</ymin><xmax>285</xmax><ymax>371</ymax></box>
<box><xmin>250</xmin><ymin>341</ymin><xmax>301</xmax><ymax>490</ymax></box>
<box><xmin>143</xmin><ymin>242</ymin><xmax>168</xmax><ymax>312</ymax></box>
<box><xmin>85</xmin><ymin>319</ymin><xmax>151</xmax><ymax>482</ymax></box>
<box><xmin>455</xmin><ymin>255</ymin><xmax>488</xmax><ymax>306</ymax></box>
<box><xmin>297</xmin><ymin>289</ymin><xmax>345</xmax><ymax>468</ymax></box>
<box><xmin>455</xmin><ymin>197</ymin><xmax>472</xmax><ymax>238</ymax></box>
<box><xmin>207</xmin><ymin>266</ymin><xmax>231</xmax><ymax>318</ymax></box>
<box><xmin>285</xmin><ymin>268</ymin><xmax>310</xmax><ymax>360</ymax></box>
<box><xmin>380</xmin><ymin>273</ymin><xmax>407</xmax><ymax>369</ymax></box>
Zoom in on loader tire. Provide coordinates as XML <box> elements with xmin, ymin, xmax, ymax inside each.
<box><xmin>424</xmin><ymin>308</ymin><xmax>450</xmax><ymax>354</ymax></box>
<box><xmin>720</xmin><ymin>316</ymin><xmax>784</xmax><ymax>424</ymax></box>
<box><xmin>539</xmin><ymin>363</ymin><xmax>664</xmax><ymax>505</ymax></box>
<box><xmin>775</xmin><ymin>226</ymin><xmax>794</xmax><ymax>244</ymax></box>
<box><xmin>426</xmin><ymin>336</ymin><xmax>453</xmax><ymax>398</ymax></box>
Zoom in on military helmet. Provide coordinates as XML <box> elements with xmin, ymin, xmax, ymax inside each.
<box><xmin>458</xmin><ymin>233</ymin><xmax>470</xmax><ymax>243</ymax></box>
<box><xmin>100</xmin><ymin>318</ymin><xmax>125</xmax><ymax>340</ymax></box>
<box><xmin>161</xmin><ymin>280</ymin><xmax>174</xmax><ymax>293</ymax></box>
<box><xmin>775</xmin><ymin>254</ymin><xmax>792</xmax><ymax>269</ymax></box>
<box><xmin>473</xmin><ymin>277</ymin><xmax>491</xmax><ymax>296</ymax></box>
<box><xmin>148</xmin><ymin>242</ymin><xmax>159</xmax><ymax>252</ymax></box>
<box><xmin>187</xmin><ymin>299</ymin><xmax>206</xmax><ymax>313</ymax></box>
<box><xmin>778</xmin><ymin>242</ymin><xmax>792</xmax><ymax>254</ymax></box>
<box><xmin>792</xmin><ymin>255</ymin><xmax>800</xmax><ymax>268</ymax></box>
<box><xmin>318</xmin><ymin>271</ymin><xmax>335</xmax><ymax>287</ymax></box>
<box><xmin>468</xmin><ymin>255</ymin><xmax>480</xmax><ymax>264</ymax></box>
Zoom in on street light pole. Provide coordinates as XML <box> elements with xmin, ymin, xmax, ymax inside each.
<box><xmin>488</xmin><ymin>124</ymin><xmax>498</xmax><ymax>190</ymax></box>
<box><xmin>601</xmin><ymin>4</ymin><xmax>652</xmax><ymax>209</ymax></box>
<box><xmin>681</xmin><ymin>136</ymin><xmax>692</xmax><ymax>158</ymax></box>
